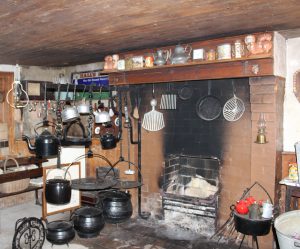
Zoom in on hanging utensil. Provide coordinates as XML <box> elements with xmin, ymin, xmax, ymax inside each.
<box><xmin>97</xmin><ymin>86</ymin><xmax>104</xmax><ymax>110</ymax></box>
<box><xmin>160</xmin><ymin>83</ymin><xmax>177</xmax><ymax>110</ymax></box>
<box><xmin>132</xmin><ymin>86</ymin><xmax>140</xmax><ymax>120</ymax></box>
<box><xmin>196</xmin><ymin>80</ymin><xmax>222</xmax><ymax>121</ymax></box>
<box><xmin>77</xmin><ymin>85</ymin><xmax>90</xmax><ymax>114</ymax></box>
<box><xmin>124</xmin><ymin>95</ymin><xmax>135</xmax><ymax>175</ymax></box>
<box><xmin>178</xmin><ymin>82</ymin><xmax>193</xmax><ymax>100</ymax></box>
<box><xmin>223</xmin><ymin>80</ymin><xmax>245</xmax><ymax>122</ymax></box>
<box><xmin>108</xmin><ymin>89</ymin><xmax>115</xmax><ymax>117</ymax></box>
<box><xmin>142</xmin><ymin>85</ymin><xmax>165</xmax><ymax>131</ymax></box>
<box><xmin>61</xmin><ymin>83</ymin><xmax>80</xmax><ymax>123</ymax></box>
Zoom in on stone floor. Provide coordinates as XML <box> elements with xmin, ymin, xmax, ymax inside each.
<box><xmin>0</xmin><ymin>201</ymin><xmax>253</xmax><ymax>249</ymax></box>
<box><xmin>63</xmin><ymin>218</ymin><xmax>251</xmax><ymax>249</ymax></box>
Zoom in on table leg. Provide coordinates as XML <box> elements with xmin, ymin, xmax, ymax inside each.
<box><xmin>34</xmin><ymin>189</ymin><xmax>41</xmax><ymax>206</ymax></box>
<box><xmin>286</xmin><ymin>186</ymin><xmax>292</xmax><ymax>212</ymax></box>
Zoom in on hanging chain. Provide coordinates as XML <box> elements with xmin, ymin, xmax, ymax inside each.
<box><xmin>57</xmin><ymin>143</ymin><xmax>62</xmax><ymax>168</ymax></box>
<box><xmin>87</xmin><ymin>85</ymin><xmax>94</xmax><ymax>139</ymax></box>
<box><xmin>55</xmin><ymin>82</ymin><xmax>63</xmax><ymax>139</ymax></box>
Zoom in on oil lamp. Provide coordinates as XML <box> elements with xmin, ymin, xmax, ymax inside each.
<box><xmin>255</xmin><ymin>113</ymin><xmax>268</xmax><ymax>144</ymax></box>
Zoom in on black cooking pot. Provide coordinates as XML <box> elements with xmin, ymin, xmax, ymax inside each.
<box><xmin>102</xmin><ymin>190</ymin><xmax>133</xmax><ymax>223</ymax></box>
<box><xmin>46</xmin><ymin>220</ymin><xmax>75</xmax><ymax>245</ymax></box>
<box><xmin>100</xmin><ymin>133</ymin><xmax>117</xmax><ymax>149</ymax></box>
<box><xmin>234</xmin><ymin>212</ymin><xmax>272</xmax><ymax>236</ymax></box>
<box><xmin>72</xmin><ymin>206</ymin><xmax>105</xmax><ymax>238</ymax></box>
<box><xmin>45</xmin><ymin>178</ymin><xmax>71</xmax><ymax>205</ymax></box>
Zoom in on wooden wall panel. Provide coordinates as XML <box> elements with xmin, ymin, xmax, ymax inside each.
<box><xmin>0</xmin><ymin>72</ymin><xmax>13</xmax><ymax>123</ymax></box>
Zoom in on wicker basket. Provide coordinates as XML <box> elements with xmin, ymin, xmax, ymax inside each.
<box><xmin>0</xmin><ymin>157</ymin><xmax>30</xmax><ymax>194</ymax></box>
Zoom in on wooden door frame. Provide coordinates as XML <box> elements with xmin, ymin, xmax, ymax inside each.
<box><xmin>0</xmin><ymin>72</ymin><xmax>15</xmax><ymax>156</ymax></box>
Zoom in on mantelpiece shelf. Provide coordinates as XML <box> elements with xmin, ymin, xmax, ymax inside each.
<box><xmin>106</xmin><ymin>56</ymin><xmax>273</xmax><ymax>85</ymax></box>
<box><xmin>102</xmin><ymin>54</ymin><xmax>272</xmax><ymax>74</ymax></box>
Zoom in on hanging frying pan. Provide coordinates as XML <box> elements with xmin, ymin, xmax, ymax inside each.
<box><xmin>196</xmin><ymin>81</ymin><xmax>222</xmax><ymax>121</ymax></box>
<box><xmin>178</xmin><ymin>82</ymin><xmax>193</xmax><ymax>100</ymax></box>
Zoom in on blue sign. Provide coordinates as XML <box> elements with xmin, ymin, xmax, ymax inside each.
<box><xmin>77</xmin><ymin>76</ymin><xmax>109</xmax><ymax>86</ymax></box>
<box><xmin>72</xmin><ymin>72</ymin><xmax>109</xmax><ymax>86</ymax></box>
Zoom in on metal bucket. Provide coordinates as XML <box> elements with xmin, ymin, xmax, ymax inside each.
<box><xmin>274</xmin><ymin>210</ymin><xmax>300</xmax><ymax>249</ymax></box>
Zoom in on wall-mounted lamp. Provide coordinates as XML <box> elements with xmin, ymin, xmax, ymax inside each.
<box><xmin>255</xmin><ymin>113</ymin><xmax>268</xmax><ymax>144</ymax></box>
<box><xmin>6</xmin><ymin>64</ymin><xmax>29</xmax><ymax>109</ymax></box>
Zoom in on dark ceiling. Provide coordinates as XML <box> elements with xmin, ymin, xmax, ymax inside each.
<box><xmin>0</xmin><ymin>0</ymin><xmax>300</xmax><ymax>67</ymax></box>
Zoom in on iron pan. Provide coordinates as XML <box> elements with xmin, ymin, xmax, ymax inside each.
<box><xmin>178</xmin><ymin>85</ymin><xmax>193</xmax><ymax>100</ymax></box>
<box><xmin>71</xmin><ymin>177</ymin><xmax>117</xmax><ymax>190</ymax></box>
<box><xmin>196</xmin><ymin>95</ymin><xmax>222</xmax><ymax>121</ymax></box>
<box><xmin>112</xmin><ymin>180</ymin><xmax>143</xmax><ymax>189</ymax></box>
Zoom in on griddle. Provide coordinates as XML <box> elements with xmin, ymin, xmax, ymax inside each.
<box><xmin>112</xmin><ymin>180</ymin><xmax>143</xmax><ymax>189</ymax></box>
<box><xmin>71</xmin><ymin>177</ymin><xmax>117</xmax><ymax>190</ymax></box>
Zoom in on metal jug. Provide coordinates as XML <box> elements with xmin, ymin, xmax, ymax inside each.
<box><xmin>153</xmin><ymin>50</ymin><xmax>170</xmax><ymax>66</ymax></box>
<box><xmin>170</xmin><ymin>44</ymin><xmax>192</xmax><ymax>64</ymax></box>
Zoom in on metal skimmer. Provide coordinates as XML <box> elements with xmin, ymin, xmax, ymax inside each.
<box><xmin>223</xmin><ymin>80</ymin><xmax>245</xmax><ymax>122</ymax></box>
<box><xmin>142</xmin><ymin>85</ymin><xmax>165</xmax><ymax>131</ymax></box>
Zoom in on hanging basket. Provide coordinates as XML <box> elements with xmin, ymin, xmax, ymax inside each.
<box><xmin>0</xmin><ymin>157</ymin><xmax>30</xmax><ymax>194</ymax></box>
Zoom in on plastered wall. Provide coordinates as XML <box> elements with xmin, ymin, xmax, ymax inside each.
<box><xmin>283</xmin><ymin>37</ymin><xmax>300</xmax><ymax>151</ymax></box>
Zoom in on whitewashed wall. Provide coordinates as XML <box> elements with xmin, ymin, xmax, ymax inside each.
<box><xmin>20</xmin><ymin>62</ymin><xmax>104</xmax><ymax>83</ymax></box>
<box><xmin>283</xmin><ymin>37</ymin><xmax>300</xmax><ymax>151</ymax></box>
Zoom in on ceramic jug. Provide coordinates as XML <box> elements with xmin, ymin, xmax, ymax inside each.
<box><xmin>153</xmin><ymin>50</ymin><xmax>169</xmax><ymax>66</ymax></box>
<box><xmin>170</xmin><ymin>44</ymin><xmax>192</xmax><ymax>64</ymax></box>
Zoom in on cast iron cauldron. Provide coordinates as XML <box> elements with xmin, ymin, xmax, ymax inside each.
<box><xmin>45</xmin><ymin>169</ymin><xmax>72</xmax><ymax>205</ymax></box>
<box><xmin>46</xmin><ymin>220</ymin><xmax>75</xmax><ymax>245</ymax></box>
<box><xmin>234</xmin><ymin>211</ymin><xmax>272</xmax><ymax>236</ymax></box>
<box><xmin>72</xmin><ymin>206</ymin><xmax>105</xmax><ymax>238</ymax></box>
<box><xmin>102</xmin><ymin>190</ymin><xmax>133</xmax><ymax>223</ymax></box>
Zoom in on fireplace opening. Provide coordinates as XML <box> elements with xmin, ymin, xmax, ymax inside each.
<box><xmin>162</xmin><ymin>154</ymin><xmax>221</xmax><ymax>236</ymax></box>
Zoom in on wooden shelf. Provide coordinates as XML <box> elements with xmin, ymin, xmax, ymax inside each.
<box><xmin>107</xmin><ymin>56</ymin><xmax>273</xmax><ymax>85</ymax></box>
<box><xmin>102</xmin><ymin>54</ymin><xmax>273</xmax><ymax>74</ymax></box>
<box><xmin>0</xmin><ymin>167</ymin><xmax>43</xmax><ymax>184</ymax></box>
<box><xmin>0</xmin><ymin>185</ymin><xmax>42</xmax><ymax>198</ymax></box>
<box><xmin>0</xmin><ymin>157</ymin><xmax>46</xmax><ymax>184</ymax></box>
<box><xmin>0</xmin><ymin>156</ymin><xmax>46</xmax><ymax>169</ymax></box>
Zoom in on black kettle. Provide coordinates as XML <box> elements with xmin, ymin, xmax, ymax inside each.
<box><xmin>23</xmin><ymin>121</ymin><xmax>59</xmax><ymax>158</ymax></box>
<box><xmin>100</xmin><ymin>132</ymin><xmax>117</xmax><ymax>150</ymax></box>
